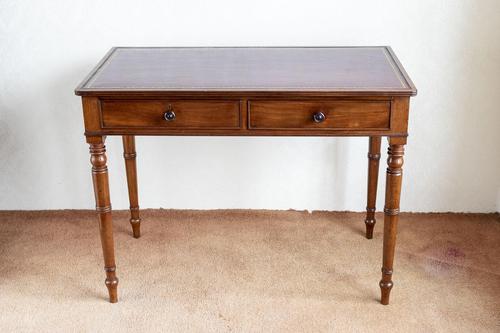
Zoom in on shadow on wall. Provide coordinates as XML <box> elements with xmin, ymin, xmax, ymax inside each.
<box><xmin>442</xmin><ymin>1</ymin><xmax>500</xmax><ymax>211</ymax></box>
<box><xmin>134</xmin><ymin>135</ymin><xmax>356</xmax><ymax>211</ymax></box>
<box><xmin>0</xmin><ymin>62</ymin><xmax>96</xmax><ymax>209</ymax></box>
<box><xmin>46</xmin><ymin>63</ymin><xmax>97</xmax><ymax>208</ymax></box>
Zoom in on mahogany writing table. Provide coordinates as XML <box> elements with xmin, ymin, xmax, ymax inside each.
<box><xmin>75</xmin><ymin>47</ymin><xmax>416</xmax><ymax>305</ymax></box>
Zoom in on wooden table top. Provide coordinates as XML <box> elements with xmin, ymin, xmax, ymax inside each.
<box><xmin>75</xmin><ymin>47</ymin><xmax>416</xmax><ymax>96</ymax></box>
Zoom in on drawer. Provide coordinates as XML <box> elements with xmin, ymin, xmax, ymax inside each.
<box><xmin>248</xmin><ymin>100</ymin><xmax>390</xmax><ymax>130</ymax></box>
<box><xmin>100</xmin><ymin>100</ymin><xmax>240</xmax><ymax>129</ymax></box>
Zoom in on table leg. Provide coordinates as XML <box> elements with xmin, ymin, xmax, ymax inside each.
<box><xmin>379</xmin><ymin>138</ymin><xmax>405</xmax><ymax>305</ymax></box>
<box><xmin>365</xmin><ymin>136</ymin><xmax>381</xmax><ymax>239</ymax></box>
<box><xmin>122</xmin><ymin>135</ymin><xmax>141</xmax><ymax>238</ymax></box>
<box><xmin>88</xmin><ymin>136</ymin><xmax>119</xmax><ymax>303</ymax></box>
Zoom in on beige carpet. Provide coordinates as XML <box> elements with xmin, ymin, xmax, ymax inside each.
<box><xmin>0</xmin><ymin>210</ymin><xmax>499</xmax><ymax>332</ymax></box>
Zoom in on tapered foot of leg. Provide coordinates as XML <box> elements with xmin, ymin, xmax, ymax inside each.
<box><xmin>105</xmin><ymin>268</ymin><xmax>119</xmax><ymax>303</ymax></box>
<box><xmin>365</xmin><ymin>221</ymin><xmax>375</xmax><ymax>239</ymax></box>
<box><xmin>365</xmin><ymin>210</ymin><xmax>376</xmax><ymax>240</ymax></box>
<box><xmin>130</xmin><ymin>216</ymin><xmax>141</xmax><ymax>239</ymax></box>
<box><xmin>379</xmin><ymin>269</ymin><xmax>393</xmax><ymax>305</ymax></box>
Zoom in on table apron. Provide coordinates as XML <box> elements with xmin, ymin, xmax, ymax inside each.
<box><xmin>81</xmin><ymin>96</ymin><xmax>410</xmax><ymax>138</ymax></box>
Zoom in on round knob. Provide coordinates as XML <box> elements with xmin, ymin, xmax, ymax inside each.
<box><xmin>164</xmin><ymin>110</ymin><xmax>176</xmax><ymax>121</ymax></box>
<box><xmin>313</xmin><ymin>112</ymin><xmax>326</xmax><ymax>123</ymax></box>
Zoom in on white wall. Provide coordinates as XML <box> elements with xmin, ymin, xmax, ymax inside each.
<box><xmin>1</xmin><ymin>0</ymin><xmax>499</xmax><ymax>212</ymax></box>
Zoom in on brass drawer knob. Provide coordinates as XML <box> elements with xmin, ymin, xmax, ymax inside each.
<box><xmin>312</xmin><ymin>111</ymin><xmax>325</xmax><ymax>123</ymax></box>
<box><xmin>164</xmin><ymin>105</ymin><xmax>176</xmax><ymax>121</ymax></box>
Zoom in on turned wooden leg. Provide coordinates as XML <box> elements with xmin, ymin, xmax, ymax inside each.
<box><xmin>88</xmin><ymin>136</ymin><xmax>119</xmax><ymax>303</ymax></box>
<box><xmin>122</xmin><ymin>135</ymin><xmax>141</xmax><ymax>238</ymax></box>
<box><xmin>365</xmin><ymin>136</ymin><xmax>381</xmax><ymax>239</ymax></box>
<box><xmin>379</xmin><ymin>138</ymin><xmax>405</xmax><ymax>305</ymax></box>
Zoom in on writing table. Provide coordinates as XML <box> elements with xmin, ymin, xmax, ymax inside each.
<box><xmin>75</xmin><ymin>47</ymin><xmax>417</xmax><ymax>305</ymax></box>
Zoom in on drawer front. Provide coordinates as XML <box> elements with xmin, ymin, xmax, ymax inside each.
<box><xmin>248</xmin><ymin>100</ymin><xmax>390</xmax><ymax>130</ymax></box>
<box><xmin>100</xmin><ymin>100</ymin><xmax>240</xmax><ymax>129</ymax></box>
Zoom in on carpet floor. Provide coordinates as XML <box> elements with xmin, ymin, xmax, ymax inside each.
<box><xmin>0</xmin><ymin>210</ymin><xmax>499</xmax><ymax>332</ymax></box>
